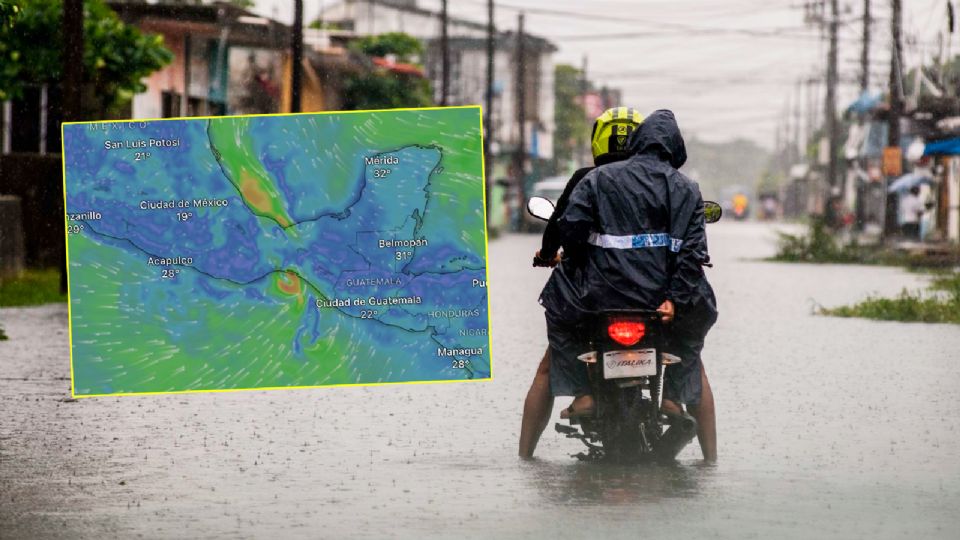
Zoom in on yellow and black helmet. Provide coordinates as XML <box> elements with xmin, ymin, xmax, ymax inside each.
<box><xmin>590</xmin><ymin>107</ymin><xmax>644</xmax><ymax>165</ymax></box>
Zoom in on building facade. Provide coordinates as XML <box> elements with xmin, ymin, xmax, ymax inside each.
<box><xmin>321</xmin><ymin>0</ymin><xmax>557</xmax><ymax>170</ymax></box>
<box><xmin>108</xmin><ymin>1</ymin><xmax>290</xmax><ymax>119</ymax></box>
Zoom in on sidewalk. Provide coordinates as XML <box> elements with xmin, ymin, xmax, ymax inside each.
<box><xmin>0</xmin><ymin>304</ymin><xmax>93</xmax><ymax>538</ymax></box>
<box><xmin>1</xmin><ymin>303</ymin><xmax>70</xmax><ymax>385</ymax></box>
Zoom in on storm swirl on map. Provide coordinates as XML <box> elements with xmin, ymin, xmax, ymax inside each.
<box><xmin>62</xmin><ymin>108</ymin><xmax>489</xmax><ymax>396</ymax></box>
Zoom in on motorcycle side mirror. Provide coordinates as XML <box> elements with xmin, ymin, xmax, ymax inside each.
<box><xmin>526</xmin><ymin>196</ymin><xmax>555</xmax><ymax>222</ymax></box>
<box><xmin>704</xmin><ymin>201</ymin><xmax>722</xmax><ymax>224</ymax></box>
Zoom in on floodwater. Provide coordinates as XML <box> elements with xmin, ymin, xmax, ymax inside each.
<box><xmin>2</xmin><ymin>222</ymin><xmax>959</xmax><ymax>539</ymax></box>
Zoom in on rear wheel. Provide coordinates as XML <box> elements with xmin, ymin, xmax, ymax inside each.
<box><xmin>599</xmin><ymin>384</ymin><xmax>647</xmax><ymax>464</ymax></box>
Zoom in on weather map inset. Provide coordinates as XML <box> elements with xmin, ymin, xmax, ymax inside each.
<box><xmin>62</xmin><ymin>106</ymin><xmax>490</xmax><ymax>397</ymax></box>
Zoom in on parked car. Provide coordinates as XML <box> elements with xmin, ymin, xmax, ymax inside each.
<box><xmin>521</xmin><ymin>176</ymin><xmax>569</xmax><ymax>232</ymax></box>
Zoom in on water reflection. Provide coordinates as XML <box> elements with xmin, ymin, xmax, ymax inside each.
<box><xmin>521</xmin><ymin>459</ymin><xmax>709</xmax><ymax>505</ymax></box>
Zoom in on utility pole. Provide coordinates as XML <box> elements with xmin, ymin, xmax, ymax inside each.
<box><xmin>861</xmin><ymin>0</ymin><xmax>871</xmax><ymax>92</ymax></box>
<box><xmin>794</xmin><ymin>79</ymin><xmax>802</xmax><ymax>164</ymax></box>
<box><xmin>62</xmin><ymin>1</ymin><xmax>82</xmax><ymax>125</ymax></box>
<box><xmin>854</xmin><ymin>0</ymin><xmax>870</xmax><ymax>232</ymax></box>
<box><xmin>805</xmin><ymin>78</ymin><xmax>815</xmax><ymax>159</ymax></box>
<box><xmin>888</xmin><ymin>0</ymin><xmax>903</xmax><ymax>149</ymax></box>
<box><xmin>581</xmin><ymin>54</ymin><xmax>589</xmax><ymax>165</ymax></box>
<box><xmin>440</xmin><ymin>0</ymin><xmax>450</xmax><ymax>106</ymax></box>
<box><xmin>580</xmin><ymin>56</ymin><xmax>588</xmax><ymax>99</ymax></box>
<box><xmin>810</xmin><ymin>77</ymin><xmax>821</xmax><ymax>145</ymax></box>
<box><xmin>61</xmin><ymin>0</ymin><xmax>83</xmax><ymax>295</ymax></box>
<box><xmin>884</xmin><ymin>0</ymin><xmax>904</xmax><ymax>237</ymax></box>
<box><xmin>784</xmin><ymin>96</ymin><xmax>792</xmax><ymax>168</ymax></box>
<box><xmin>774</xmin><ymin>116</ymin><xmax>783</xmax><ymax>169</ymax></box>
<box><xmin>484</xmin><ymin>0</ymin><xmax>495</xmax><ymax>222</ymax></box>
<box><xmin>825</xmin><ymin>0</ymin><xmax>839</xmax><ymax>192</ymax></box>
<box><xmin>291</xmin><ymin>0</ymin><xmax>304</xmax><ymax>113</ymax></box>
<box><xmin>181</xmin><ymin>35</ymin><xmax>191</xmax><ymax>116</ymax></box>
<box><xmin>781</xmin><ymin>99</ymin><xmax>791</xmax><ymax>173</ymax></box>
<box><xmin>515</xmin><ymin>13</ymin><xmax>527</xmax><ymax>222</ymax></box>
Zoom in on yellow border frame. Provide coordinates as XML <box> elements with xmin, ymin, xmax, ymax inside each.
<box><xmin>62</xmin><ymin>105</ymin><xmax>493</xmax><ymax>398</ymax></box>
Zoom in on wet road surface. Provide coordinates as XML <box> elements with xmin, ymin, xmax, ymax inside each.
<box><xmin>2</xmin><ymin>222</ymin><xmax>959</xmax><ymax>539</ymax></box>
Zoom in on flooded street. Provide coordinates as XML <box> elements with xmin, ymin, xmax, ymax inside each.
<box><xmin>3</xmin><ymin>222</ymin><xmax>960</xmax><ymax>539</ymax></box>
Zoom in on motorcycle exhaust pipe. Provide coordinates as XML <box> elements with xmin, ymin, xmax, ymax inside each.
<box><xmin>653</xmin><ymin>411</ymin><xmax>698</xmax><ymax>462</ymax></box>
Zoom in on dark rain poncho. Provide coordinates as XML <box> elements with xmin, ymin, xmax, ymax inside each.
<box><xmin>539</xmin><ymin>111</ymin><xmax>717</xmax><ymax>399</ymax></box>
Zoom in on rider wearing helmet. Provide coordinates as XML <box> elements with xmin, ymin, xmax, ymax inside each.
<box><xmin>534</xmin><ymin>107</ymin><xmax>645</xmax><ymax>267</ymax></box>
<box><xmin>519</xmin><ymin>107</ymin><xmax>644</xmax><ymax>458</ymax></box>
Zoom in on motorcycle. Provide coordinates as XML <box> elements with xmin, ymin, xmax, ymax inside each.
<box><xmin>526</xmin><ymin>196</ymin><xmax>722</xmax><ymax>463</ymax></box>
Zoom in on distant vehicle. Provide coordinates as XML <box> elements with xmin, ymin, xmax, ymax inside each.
<box><xmin>720</xmin><ymin>185</ymin><xmax>750</xmax><ymax>221</ymax></box>
<box><xmin>530</xmin><ymin>175</ymin><xmax>569</xmax><ymax>202</ymax></box>
<box><xmin>522</xmin><ymin>175</ymin><xmax>570</xmax><ymax>231</ymax></box>
<box><xmin>757</xmin><ymin>191</ymin><xmax>780</xmax><ymax>221</ymax></box>
<box><xmin>731</xmin><ymin>193</ymin><xmax>749</xmax><ymax>220</ymax></box>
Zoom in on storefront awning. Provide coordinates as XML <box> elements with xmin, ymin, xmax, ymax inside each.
<box><xmin>923</xmin><ymin>137</ymin><xmax>960</xmax><ymax>156</ymax></box>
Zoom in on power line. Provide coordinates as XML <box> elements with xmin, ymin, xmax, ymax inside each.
<box><xmin>457</xmin><ymin>0</ymin><xmax>830</xmax><ymax>38</ymax></box>
<box><xmin>539</xmin><ymin>28</ymin><xmax>833</xmax><ymax>42</ymax></box>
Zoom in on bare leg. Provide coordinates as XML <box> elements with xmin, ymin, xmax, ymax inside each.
<box><xmin>519</xmin><ymin>348</ymin><xmax>554</xmax><ymax>458</ymax></box>
<box><xmin>687</xmin><ymin>365</ymin><xmax>717</xmax><ymax>462</ymax></box>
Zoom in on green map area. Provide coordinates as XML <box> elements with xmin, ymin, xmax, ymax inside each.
<box><xmin>63</xmin><ymin>107</ymin><xmax>490</xmax><ymax>396</ymax></box>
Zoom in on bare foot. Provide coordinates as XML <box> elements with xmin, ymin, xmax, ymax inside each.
<box><xmin>660</xmin><ymin>398</ymin><xmax>682</xmax><ymax>416</ymax></box>
<box><xmin>560</xmin><ymin>394</ymin><xmax>595</xmax><ymax>419</ymax></box>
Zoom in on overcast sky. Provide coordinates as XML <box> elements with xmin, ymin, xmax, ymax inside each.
<box><xmin>253</xmin><ymin>0</ymin><xmax>952</xmax><ymax>150</ymax></box>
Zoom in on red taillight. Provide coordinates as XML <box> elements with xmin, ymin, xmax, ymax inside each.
<box><xmin>607</xmin><ymin>320</ymin><xmax>645</xmax><ymax>346</ymax></box>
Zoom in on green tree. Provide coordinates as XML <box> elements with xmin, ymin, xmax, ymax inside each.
<box><xmin>553</xmin><ymin>64</ymin><xmax>588</xmax><ymax>173</ymax></box>
<box><xmin>351</xmin><ymin>32</ymin><xmax>423</xmax><ymax>62</ymax></box>
<box><xmin>0</xmin><ymin>0</ymin><xmax>173</xmax><ymax>115</ymax></box>
<box><xmin>308</xmin><ymin>19</ymin><xmax>343</xmax><ymax>31</ymax></box>
<box><xmin>0</xmin><ymin>1</ymin><xmax>19</xmax><ymax>28</ymax></box>
<box><xmin>342</xmin><ymin>32</ymin><xmax>432</xmax><ymax>110</ymax></box>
